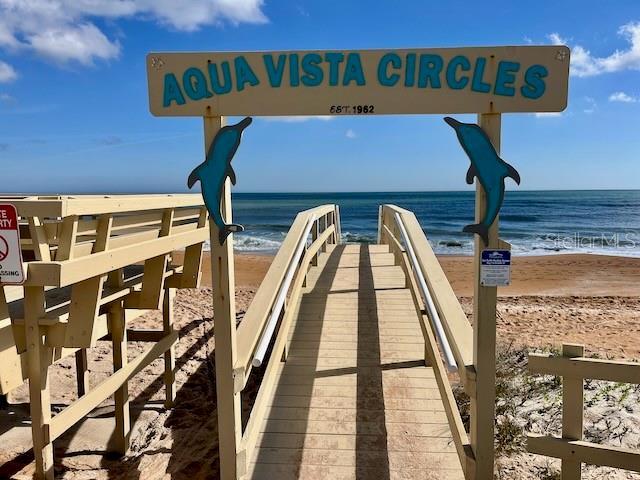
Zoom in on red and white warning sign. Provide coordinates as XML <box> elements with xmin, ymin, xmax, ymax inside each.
<box><xmin>0</xmin><ymin>204</ymin><xmax>24</xmax><ymax>284</ymax></box>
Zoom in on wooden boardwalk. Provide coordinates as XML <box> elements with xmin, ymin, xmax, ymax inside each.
<box><xmin>248</xmin><ymin>244</ymin><xmax>464</xmax><ymax>479</ymax></box>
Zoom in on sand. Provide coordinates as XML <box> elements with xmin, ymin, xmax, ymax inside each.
<box><xmin>1</xmin><ymin>251</ymin><xmax>639</xmax><ymax>479</ymax></box>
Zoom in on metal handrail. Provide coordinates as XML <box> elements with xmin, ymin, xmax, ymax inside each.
<box><xmin>393</xmin><ymin>212</ymin><xmax>457</xmax><ymax>370</ymax></box>
<box><xmin>252</xmin><ymin>214</ymin><xmax>316</xmax><ymax>367</ymax></box>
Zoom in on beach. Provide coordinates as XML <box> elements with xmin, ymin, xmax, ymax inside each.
<box><xmin>192</xmin><ymin>251</ymin><xmax>640</xmax><ymax>358</ymax></box>
<box><xmin>1</xmin><ymin>251</ymin><xmax>639</xmax><ymax>479</ymax></box>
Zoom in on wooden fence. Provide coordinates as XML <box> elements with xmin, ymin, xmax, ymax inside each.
<box><xmin>0</xmin><ymin>194</ymin><xmax>209</xmax><ymax>480</ymax></box>
<box><xmin>528</xmin><ymin>343</ymin><xmax>640</xmax><ymax>478</ymax></box>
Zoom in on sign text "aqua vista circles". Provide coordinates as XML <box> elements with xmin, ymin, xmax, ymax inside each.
<box><xmin>147</xmin><ymin>47</ymin><xmax>570</xmax><ymax>117</ymax></box>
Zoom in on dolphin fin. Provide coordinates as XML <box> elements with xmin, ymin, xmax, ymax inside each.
<box><xmin>505</xmin><ymin>162</ymin><xmax>521</xmax><ymax>185</ymax></box>
<box><xmin>465</xmin><ymin>164</ymin><xmax>477</xmax><ymax>184</ymax></box>
<box><xmin>218</xmin><ymin>223</ymin><xmax>244</xmax><ymax>245</ymax></box>
<box><xmin>463</xmin><ymin>223</ymin><xmax>489</xmax><ymax>245</ymax></box>
<box><xmin>227</xmin><ymin>166</ymin><xmax>237</xmax><ymax>186</ymax></box>
<box><xmin>187</xmin><ymin>163</ymin><xmax>204</xmax><ymax>189</ymax></box>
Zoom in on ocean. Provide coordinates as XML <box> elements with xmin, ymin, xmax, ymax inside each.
<box><xmin>223</xmin><ymin>190</ymin><xmax>640</xmax><ymax>257</ymax></box>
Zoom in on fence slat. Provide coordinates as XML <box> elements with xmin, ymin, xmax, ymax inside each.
<box><xmin>528</xmin><ymin>435</ymin><xmax>640</xmax><ymax>473</ymax></box>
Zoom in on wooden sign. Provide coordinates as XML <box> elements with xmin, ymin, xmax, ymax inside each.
<box><xmin>146</xmin><ymin>46</ymin><xmax>570</xmax><ymax>117</ymax></box>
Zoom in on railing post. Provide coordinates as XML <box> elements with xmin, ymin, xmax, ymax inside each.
<box><xmin>377</xmin><ymin>205</ymin><xmax>384</xmax><ymax>244</ymax></box>
<box><xmin>205</xmin><ymin>115</ymin><xmax>242</xmax><ymax>480</ymax></box>
<box><xmin>562</xmin><ymin>343</ymin><xmax>585</xmax><ymax>480</ymax></box>
<box><xmin>334</xmin><ymin>205</ymin><xmax>342</xmax><ymax>244</ymax></box>
<box><xmin>470</xmin><ymin>112</ymin><xmax>501</xmax><ymax>479</ymax></box>
<box><xmin>320</xmin><ymin>214</ymin><xmax>327</xmax><ymax>253</ymax></box>
<box><xmin>311</xmin><ymin>218</ymin><xmax>319</xmax><ymax>266</ymax></box>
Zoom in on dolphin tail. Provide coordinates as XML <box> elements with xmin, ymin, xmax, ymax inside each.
<box><xmin>187</xmin><ymin>164</ymin><xmax>204</xmax><ymax>189</ymax></box>
<box><xmin>505</xmin><ymin>162</ymin><xmax>521</xmax><ymax>185</ymax></box>
<box><xmin>218</xmin><ymin>223</ymin><xmax>244</xmax><ymax>245</ymax></box>
<box><xmin>463</xmin><ymin>223</ymin><xmax>489</xmax><ymax>245</ymax></box>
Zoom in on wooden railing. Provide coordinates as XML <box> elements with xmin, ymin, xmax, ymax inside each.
<box><xmin>0</xmin><ymin>194</ymin><xmax>209</xmax><ymax>480</ymax></box>
<box><xmin>219</xmin><ymin>204</ymin><xmax>340</xmax><ymax>478</ymax></box>
<box><xmin>527</xmin><ymin>344</ymin><xmax>640</xmax><ymax>478</ymax></box>
<box><xmin>378</xmin><ymin>204</ymin><xmax>476</xmax><ymax>479</ymax></box>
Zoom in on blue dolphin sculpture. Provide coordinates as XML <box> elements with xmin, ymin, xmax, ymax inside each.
<box><xmin>444</xmin><ymin>116</ymin><xmax>520</xmax><ymax>245</ymax></box>
<box><xmin>188</xmin><ymin>117</ymin><xmax>252</xmax><ymax>245</ymax></box>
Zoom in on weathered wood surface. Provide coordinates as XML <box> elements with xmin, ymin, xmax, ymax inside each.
<box><xmin>248</xmin><ymin>244</ymin><xmax>464</xmax><ymax>479</ymax></box>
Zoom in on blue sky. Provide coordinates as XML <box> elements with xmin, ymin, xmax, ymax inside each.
<box><xmin>0</xmin><ymin>0</ymin><xmax>639</xmax><ymax>193</ymax></box>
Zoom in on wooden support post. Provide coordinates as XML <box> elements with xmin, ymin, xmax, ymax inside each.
<box><xmin>205</xmin><ymin>115</ymin><xmax>242</xmax><ymax>480</ymax></box>
<box><xmin>163</xmin><ymin>288</ymin><xmax>176</xmax><ymax>408</ymax></box>
<box><xmin>110</xmin><ymin>301</ymin><xmax>130</xmax><ymax>455</ymax></box>
<box><xmin>320</xmin><ymin>215</ymin><xmax>327</xmax><ymax>253</ymax></box>
<box><xmin>562</xmin><ymin>343</ymin><xmax>585</xmax><ymax>480</ymax></box>
<box><xmin>75</xmin><ymin>349</ymin><xmax>89</xmax><ymax>397</ymax></box>
<box><xmin>311</xmin><ymin>219</ymin><xmax>319</xmax><ymax>266</ymax></box>
<box><xmin>470</xmin><ymin>112</ymin><xmax>501</xmax><ymax>479</ymax></box>
<box><xmin>25</xmin><ymin>286</ymin><xmax>54</xmax><ymax>480</ymax></box>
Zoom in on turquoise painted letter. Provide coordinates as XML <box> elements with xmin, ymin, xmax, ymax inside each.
<box><xmin>520</xmin><ymin>64</ymin><xmax>548</xmax><ymax>99</ymax></box>
<box><xmin>263</xmin><ymin>54</ymin><xmax>287</xmax><ymax>87</ymax></box>
<box><xmin>234</xmin><ymin>56</ymin><xmax>260</xmax><ymax>91</ymax></box>
<box><xmin>418</xmin><ymin>54</ymin><xmax>443</xmax><ymax>88</ymax></box>
<box><xmin>301</xmin><ymin>53</ymin><xmax>323</xmax><ymax>86</ymax></box>
<box><xmin>208</xmin><ymin>61</ymin><xmax>232</xmax><ymax>95</ymax></box>
<box><xmin>471</xmin><ymin>57</ymin><xmax>491</xmax><ymax>93</ymax></box>
<box><xmin>446</xmin><ymin>55</ymin><xmax>470</xmax><ymax>90</ymax></box>
<box><xmin>494</xmin><ymin>61</ymin><xmax>520</xmax><ymax>96</ymax></box>
<box><xmin>289</xmin><ymin>53</ymin><xmax>300</xmax><ymax>87</ymax></box>
<box><xmin>343</xmin><ymin>53</ymin><xmax>366</xmax><ymax>86</ymax></box>
<box><xmin>325</xmin><ymin>52</ymin><xmax>344</xmax><ymax>86</ymax></box>
<box><xmin>163</xmin><ymin>73</ymin><xmax>186</xmax><ymax>107</ymax></box>
<box><xmin>404</xmin><ymin>53</ymin><xmax>416</xmax><ymax>87</ymax></box>
<box><xmin>378</xmin><ymin>53</ymin><xmax>401</xmax><ymax>87</ymax></box>
<box><xmin>183</xmin><ymin>67</ymin><xmax>213</xmax><ymax>101</ymax></box>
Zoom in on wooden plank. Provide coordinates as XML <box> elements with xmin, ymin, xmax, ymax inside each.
<box><xmin>469</xmin><ymin>112</ymin><xmax>500</xmax><ymax>479</ymax></box>
<box><xmin>254</xmin><ymin>432</ymin><xmax>457</xmax><ymax>453</ymax></box>
<box><xmin>56</xmin><ymin>215</ymin><xmax>78</xmax><ymax>260</ymax></box>
<box><xmin>527</xmin><ymin>434</ymin><xmax>640</xmax><ymax>473</ymax></box>
<box><xmin>251</xmin><ymin>447</ymin><xmax>459</xmax><ymax>470</ymax></box>
<box><xmin>561</xmin><ymin>344</ymin><xmax>584</xmax><ymax>480</ymax></box>
<box><xmin>109</xmin><ymin>301</ymin><xmax>130</xmax><ymax>455</ymax></box>
<box><xmin>74</xmin><ymin>349</ymin><xmax>89</xmax><ymax>397</ymax></box>
<box><xmin>260</xmin><ymin>419</ymin><xmax>454</xmax><ymax>437</ymax></box>
<box><xmin>24</xmin><ymin>286</ymin><xmax>54</xmax><ymax>480</ymax></box>
<box><xmin>25</xmin><ymin>226</ymin><xmax>208</xmax><ymax>287</ymax></box>
<box><xmin>248</xmin><ymin>463</ymin><xmax>465</xmax><ymax>480</ymax></box>
<box><xmin>28</xmin><ymin>217</ymin><xmax>52</xmax><ymax>262</ymax></box>
<box><xmin>269</xmin><ymin>394</ymin><xmax>450</xmax><ymax>411</ymax></box>
<box><xmin>47</xmin><ymin>330</ymin><xmax>178</xmax><ymax>442</ymax></box>
<box><xmin>63</xmin><ymin>275</ymin><xmax>105</xmax><ymax>347</ymax></box>
<box><xmin>264</xmin><ymin>407</ymin><xmax>446</xmax><ymax>423</ymax></box>
<box><xmin>206</xmin><ymin>115</ymin><xmax>242</xmax><ymax>480</ymax></box>
<box><xmin>163</xmin><ymin>288</ymin><xmax>176</xmax><ymax>407</ymax></box>
<box><xmin>528</xmin><ymin>353</ymin><xmax>640</xmax><ymax>385</ymax></box>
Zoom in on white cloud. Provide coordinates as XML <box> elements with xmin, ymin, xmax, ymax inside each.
<box><xmin>29</xmin><ymin>23</ymin><xmax>120</xmax><ymax>65</ymax></box>
<box><xmin>609</xmin><ymin>91</ymin><xmax>637</xmax><ymax>103</ymax></box>
<box><xmin>345</xmin><ymin>128</ymin><xmax>357</xmax><ymax>139</ymax></box>
<box><xmin>548</xmin><ymin>22</ymin><xmax>640</xmax><ymax>77</ymax></box>
<box><xmin>0</xmin><ymin>92</ymin><xmax>15</xmax><ymax>102</ymax></box>
<box><xmin>534</xmin><ymin>112</ymin><xmax>563</xmax><ymax>118</ymax></box>
<box><xmin>0</xmin><ymin>60</ymin><xmax>16</xmax><ymax>82</ymax></box>
<box><xmin>0</xmin><ymin>0</ymin><xmax>267</xmax><ymax>65</ymax></box>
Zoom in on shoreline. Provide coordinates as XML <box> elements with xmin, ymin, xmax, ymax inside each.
<box><xmin>185</xmin><ymin>250</ymin><xmax>640</xmax><ymax>297</ymax></box>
